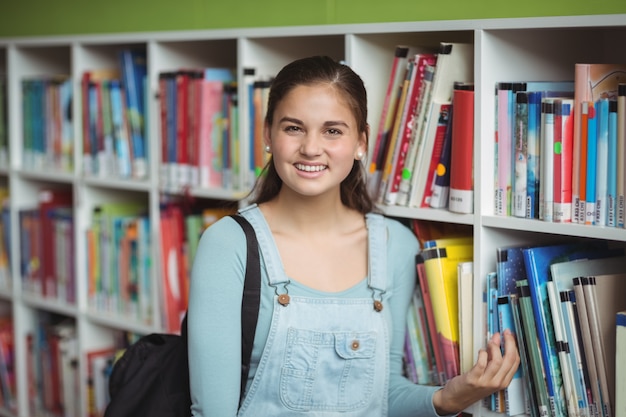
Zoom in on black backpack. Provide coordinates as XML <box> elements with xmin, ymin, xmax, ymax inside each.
<box><xmin>103</xmin><ymin>214</ymin><xmax>261</xmax><ymax>417</ymax></box>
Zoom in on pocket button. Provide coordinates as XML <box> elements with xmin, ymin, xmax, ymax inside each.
<box><xmin>351</xmin><ymin>340</ymin><xmax>360</xmax><ymax>350</ymax></box>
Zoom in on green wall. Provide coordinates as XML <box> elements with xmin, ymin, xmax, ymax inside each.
<box><xmin>1</xmin><ymin>0</ymin><xmax>626</xmax><ymax>38</ymax></box>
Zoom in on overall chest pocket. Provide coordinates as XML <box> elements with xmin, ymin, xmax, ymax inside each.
<box><xmin>280</xmin><ymin>328</ymin><xmax>378</xmax><ymax>412</ymax></box>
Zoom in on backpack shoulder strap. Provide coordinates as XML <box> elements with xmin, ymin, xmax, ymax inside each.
<box><xmin>229</xmin><ymin>214</ymin><xmax>261</xmax><ymax>403</ymax></box>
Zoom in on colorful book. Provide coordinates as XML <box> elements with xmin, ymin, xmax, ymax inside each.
<box><xmin>522</xmin><ymin>242</ymin><xmax>612</xmax><ymax>417</ymax></box>
<box><xmin>573</xmin><ymin>63</ymin><xmax>626</xmax><ymax>224</ymax></box>
<box><xmin>584</xmin><ymin>273</ymin><xmax>626</xmax><ymax>417</ymax></box>
<box><xmin>585</xmin><ymin>100</ymin><xmax>599</xmax><ymax>225</ymax></box>
<box><xmin>553</xmin><ymin>98</ymin><xmax>574</xmax><ymax>223</ymax></box>
<box><xmin>408</xmin><ymin>101</ymin><xmax>451</xmax><ymax>207</ymax></box>
<box><xmin>540</xmin><ymin>98</ymin><xmax>555</xmax><ymax>222</ymax></box>
<box><xmin>616</xmin><ymin>311</ymin><xmax>626</xmax><ymax>417</ymax></box>
<box><xmin>496</xmin><ymin>82</ymin><xmax>515</xmax><ymax>217</ymax></box>
<box><xmin>386</xmin><ymin>53</ymin><xmax>438</xmax><ymax>206</ymax></box>
<box><xmin>498</xmin><ymin>294</ymin><xmax>526</xmax><ymax>417</ymax></box>
<box><xmin>607</xmin><ymin>99</ymin><xmax>618</xmax><ymax>227</ymax></box>
<box><xmin>595</xmin><ymin>98</ymin><xmax>610</xmax><ymax>226</ymax></box>
<box><xmin>618</xmin><ymin>84</ymin><xmax>626</xmax><ymax>228</ymax></box>
<box><xmin>398</xmin><ymin>42</ymin><xmax>473</xmax><ymax>206</ymax></box>
<box><xmin>526</xmin><ymin>91</ymin><xmax>543</xmax><ymax>219</ymax></box>
<box><xmin>513</xmin><ymin>91</ymin><xmax>529</xmax><ymax>218</ymax></box>
<box><xmin>429</xmin><ymin>101</ymin><xmax>453</xmax><ymax>209</ymax></box>
<box><xmin>119</xmin><ymin>48</ymin><xmax>147</xmax><ymax>179</ymax></box>
<box><xmin>448</xmin><ymin>83</ymin><xmax>474</xmax><ymax>214</ymax></box>
<box><xmin>457</xmin><ymin>261</ymin><xmax>473</xmax><ymax>375</ymax></box>
<box><xmin>421</xmin><ymin>242</ymin><xmax>473</xmax><ymax>382</ymax></box>
<box><xmin>516</xmin><ymin>279</ymin><xmax>551</xmax><ymax>417</ymax></box>
<box><xmin>369</xmin><ymin>45</ymin><xmax>419</xmax><ymax>197</ymax></box>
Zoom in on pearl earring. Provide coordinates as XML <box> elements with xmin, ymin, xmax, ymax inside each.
<box><xmin>265</xmin><ymin>145</ymin><xmax>271</xmax><ymax>153</ymax></box>
<box><xmin>356</xmin><ymin>151</ymin><xmax>364</xmax><ymax>160</ymax></box>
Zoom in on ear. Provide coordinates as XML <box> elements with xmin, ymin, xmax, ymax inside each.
<box><xmin>263</xmin><ymin>122</ymin><xmax>271</xmax><ymax>148</ymax></box>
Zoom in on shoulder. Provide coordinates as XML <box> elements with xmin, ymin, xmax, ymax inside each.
<box><xmin>381</xmin><ymin>215</ymin><xmax>419</xmax><ymax>249</ymax></box>
<box><xmin>198</xmin><ymin>214</ymin><xmax>247</xmax><ymax>251</ymax></box>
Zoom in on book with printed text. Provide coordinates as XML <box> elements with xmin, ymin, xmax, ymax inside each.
<box><xmin>448</xmin><ymin>83</ymin><xmax>474</xmax><ymax>214</ymax></box>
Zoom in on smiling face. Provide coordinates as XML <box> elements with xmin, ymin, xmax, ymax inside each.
<box><xmin>264</xmin><ymin>83</ymin><xmax>367</xmax><ymax>199</ymax></box>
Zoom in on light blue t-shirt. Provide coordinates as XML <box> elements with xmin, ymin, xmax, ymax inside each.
<box><xmin>188</xmin><ymin>212</ymin><xmax>442</xmax><ymax>417</ymax></box>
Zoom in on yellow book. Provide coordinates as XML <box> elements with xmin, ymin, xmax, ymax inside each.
<box><xmin>422</xmin><ymin>242</ymin><xmax>472</xmax><ymax>382</ymax></box>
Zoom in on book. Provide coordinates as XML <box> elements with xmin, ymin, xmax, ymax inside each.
<box><xmin>498</xmin><ymin>294</ymin><xmax>526</xmax><ymax>416</ymax></box>
<box><xmin>540</xmin><ymin>98</ymin><xmax>555</xmax><ymax>222</ymax></box>
<box><xmin>369</xmin><ymin>45</ymin><xmax>419</xmax><ymax>197</ymax></box>
<box><xmin>38</xmin><ymin>189</ymin><xmax>73</xmax><ymax>299</ymax></box>
<box><xmin>553</xmin><ymin>98</ymin><xmax>574</xmax><ymax>223</ymax></box>
<box><xmin>584</xmin><ymin>273</ymin><xmax>626</xmax><ymax>417</ymax></box>
<box><xmin>385</xmin><ymin>53</ymin><xmax>438</xmax><ymax>205</ymax></box>
<box><xmin>457</xmin><ymin>261</ymin><xmax>473</xmax><ymax>375</ymax></box>
<box><xmin>119</xmin><ymin>48</ymin><xmax>147</xmax><ymax>179</ymax></box>
<box><xmin>516</xmin><ymin>279</ymin><xmax>551</xmax><ymax>417</ymax></box>
<box><xmin>408</xmin><ymin>101</ymin><xmax>451</xmax><ymax>207</ymax></box>
<box><xmin>585</xmin><ymin>101</ymin><xmax>598</xmax><ymax>225</ymax></box>
<box><xmin>416</xmin><ymin>253</ymin><xmax>445</xmax><ymax>385</ymax></box>
<box><xmin>513</xmin><ymin>91</ymin><xmax>529</xmax><ymax>218</ymax></box>
<box><xmin>429</xmin><ymin>100</ymin><xmax>454</xmax><ymax>209</ymax></box>
<box><xmin>522</xmin><ymin>242</ymin><xmax>613</xmax><ymax>417</ymax></box>
<box><xmin>550</xmin><ymin>255</ymin><xmax>626</xmax><ymax>417</ymax></box>
<box><xmin>618</xmin><ymin>84</ymin><xmax>626</xmax><ymax>228</ymax></box>
<box><xmin>510</xmin><ymin>293</ymin><xmax>540</xmax><ymax>417</ymax></box>
<box><xmin>607</xmin><ymin>99</ymin><xmax>618</xmax><ymax>227</ymax></box>
<box><xmin>526</xmin><ymin>91</ymin><xmax>543</xmax><ymax>219</ymax></box>
<box><xmin>421</xmin><ymin>241</ymin><xmax>473</xmax><ymax>382</ymax></box>
<box><xmin>496</xmin><ymin>244</ymin><xmax>529</xmax><ymax>297</ymax></box>
<box><xmin>595</xmin><ymin>98</ymin><xmax>610</xmax><ymax>226</ymax></box>
<box><xmin>573</xmin><ymin>278</ymin><xmax>603</xmax><ymax>417</ymax></box>
<box><xmin>377</xmin><ymin>56</ymin><xmax>417</xmax><ymax>204</ymax></box>
<box><xmin>448</xmin><ymin>83</ymin><xmax>474</xmax><ymax>214</ymax></box>
<box><xmin>397</xmin><ymin>42</ymin><xmax>473</xmax><ymax>206</ymax></box>
<box><xmin>616</xmin><ymin>311</ymin><xmax>626</xmax><ymax>417</ymax></box>
<box><xmin>573</xmin><ymin>63</ymin><xmax>626</xmax><ymax>224</ymax></box>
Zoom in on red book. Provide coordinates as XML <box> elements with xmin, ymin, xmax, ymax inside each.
<box><xmin>553</xmin><ymin>98</ymin><xmax>574</xmax><ymax>222</ymax></box>
<box><xmin>385</xmin><ymin>53</ymin><xmax>437</xmax><ymax>205</ymax></box>
<box><xmin>448</xmin><ymin>84</ymin><xmax>475</xmax><ymax>214</ymax></box>
<box><xmin>176</xmin><ymin>71</ymin><xmax>190</xmax><ymax>187</ymax></box>
<box><xmin>420</xmin><ymin>104</ymin><xmax>452</xmax><ymax>207</ymax></box>
<box><xmin>39</xmin><ymin>189</ymin><xmax>73</xmax><ymax>299</ymax></box>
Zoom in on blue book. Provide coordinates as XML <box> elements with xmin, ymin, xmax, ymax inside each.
<box><xmin>594</xmin><ymin>98</ymin><xmax>609</xmax><ymax>226</ymax></box>
<box><xmin>526</xmin><ymin>91</ymin><xmax>543</xmax><ymax>219</ymax></box>
<box><xmin>522</xmin><ymin>241</ymin><xmax>612</xmax><ymax>417</ymax></box>
<box><xmin>119</xmin><ymin>49</ymin><xmax>147</xmax><ymax>179</ymax></box>
<box><xmin>607</xmin><ymin>99</ymin><xmax>618</xmax><ymax>227</ymax></box>
<box><xmin>109</xmin><ymin>80</ymin><xmax>132</xmax><ymax>178</ymax></box>
<box><xmin>496</xmin><ymin>244</ymin><xmax>529</xmax><ymax>296</ymax></box>
<box><xmin>429</xmin><ymin>103</ymin><xmax>454</xmax><ymax>209</ymax></box>
<box><xmin>585</xmin><ymin>101</ymin><xmax>597</xmax><ymax>225</ymax></box>
<box><xmin>498</xmin><ymin>295</ymin><xmax>526</xmax><ymax>417</ymax></box>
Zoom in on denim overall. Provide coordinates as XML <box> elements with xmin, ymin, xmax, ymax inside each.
<box><xmin>238</xmin><ymin>205</ymin><xmax>390</xmax><ymax>416</ymax></box>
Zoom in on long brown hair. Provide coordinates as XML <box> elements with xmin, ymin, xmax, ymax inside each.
<box><xmin>249</xmin><ymin>56</ymin><xmax>374</xmax><ymax>214</ymax></box>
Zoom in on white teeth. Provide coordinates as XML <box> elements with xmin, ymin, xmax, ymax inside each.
<box><xmin>295</xmin><ymin>163</ymin><xmax>327</xmax><ymax>172</ymax></box>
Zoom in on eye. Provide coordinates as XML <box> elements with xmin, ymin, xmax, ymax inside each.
<box><xmin>283</xmin><ymin>125</ymin><xmax>302</xmax><ymax>134</ymax></box>
<box><xmin>325</xmin><ymin>128</ymin><xmax>343</xmax><ymax>137</ymax></box>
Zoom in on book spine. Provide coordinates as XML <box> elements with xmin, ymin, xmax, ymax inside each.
<box><xmin>448</xmin><ymin>85</ymin><xmax>474</xmax><ymax>213</ymax></box>
<box><xmin>526</xmin><ymin>91</ymin><xmax>543</xmax><ymax>219</ymax></box>
<box><xmin>429</xmin><ymin>102</ymin><xmax>453</xmax><ymax>209</ymax></box>
<box><xmin>540</xmin><ymin>99</ymin><xmax>555</xmax><ymax>222</ymax></box>
<box><xmin>586</xmin><ymin>101</ymin><xmax>598</xmax><ymax>225</ymax></box>
<box><xmin>595</xmin><ymin>98</ymin><xmax>610</xmax><ymax>226</ymax></box>
<box><xmin>618</xmin><ymin>84</ymin><xmax>626</xmax><ymax>228</ymax></box>
<box><xmin>607</xmin><ymin>99</ymin><xmax>618</xmax><ymax>227</ymax></box>
<box><xmin>369</xmin><ymin>45</ymin><xmax>411</xmax><ymax>197</ymax></box>
<box><xmin>498</xmin><ymin>295</ymin><xmax>527</xmax><ymax>417</ymax></box>
<box><xmin>514</xmin><ymin>91</ymin><xmax>529</xmax><ymax>218</ymax></box>
<box><xmin>496</xmin><ymin>83</ymin><xmax>513</xmax><ymax>216</ymax></box>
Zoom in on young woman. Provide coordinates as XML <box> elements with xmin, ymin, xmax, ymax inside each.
<box><xmin>188</xmin><ymin>55</ymin><xmax>519</xmax><ymax>416</ymax></box>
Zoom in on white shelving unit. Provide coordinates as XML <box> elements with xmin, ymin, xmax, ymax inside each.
<box><xmin>0</xmin><ymin>13</ymin><xmax>625</xmax><ymax>417</ymax></box>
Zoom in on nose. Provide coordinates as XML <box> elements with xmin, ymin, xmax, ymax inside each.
<box><xmin>299</xmin><ymin>133</ymin><xmax>322</xmax><ymax>156</ymax></box>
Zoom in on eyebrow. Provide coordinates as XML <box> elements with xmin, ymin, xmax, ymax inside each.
<box><xmin>278</xmin><ymin>116</ymin><xmax>350</xmax><ymax>128</ymax></box>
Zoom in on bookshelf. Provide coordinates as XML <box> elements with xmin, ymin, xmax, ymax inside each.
<box><xmin>0</xmin><ymin>13</ymin><xmax>625</xmax><ymax>417</ymax></box>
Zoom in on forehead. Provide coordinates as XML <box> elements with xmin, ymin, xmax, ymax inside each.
<box><xmin>278</xmin><ymin>83</ymin><xmax>355</xmax><ymax>115</ymax></box>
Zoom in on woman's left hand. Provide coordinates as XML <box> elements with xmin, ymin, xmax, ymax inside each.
<box><xmin>432</xmin><ymin>329</ymin><xmax>521</xmax><ymax>415</ymax></box>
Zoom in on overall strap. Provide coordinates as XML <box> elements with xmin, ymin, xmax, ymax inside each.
<box><xmin>238</xmin><ymin>204</ymin><xmax>290</xmax><ymax>287</ymax></box>
<box><xmin>366</xmin><ymin>213</ymin><xmax>388</xmax><ymax>296</ymax></box>
<box><xmin>229</xmin><ymin>214</ymin><xmax>261</xmax><ymax>404</ymax></box>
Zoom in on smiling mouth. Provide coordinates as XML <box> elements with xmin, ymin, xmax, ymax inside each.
<box><xmin>295</xmin><ymin>163</ymin><xmax>327</xmax><ymax>172</ymax></box>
